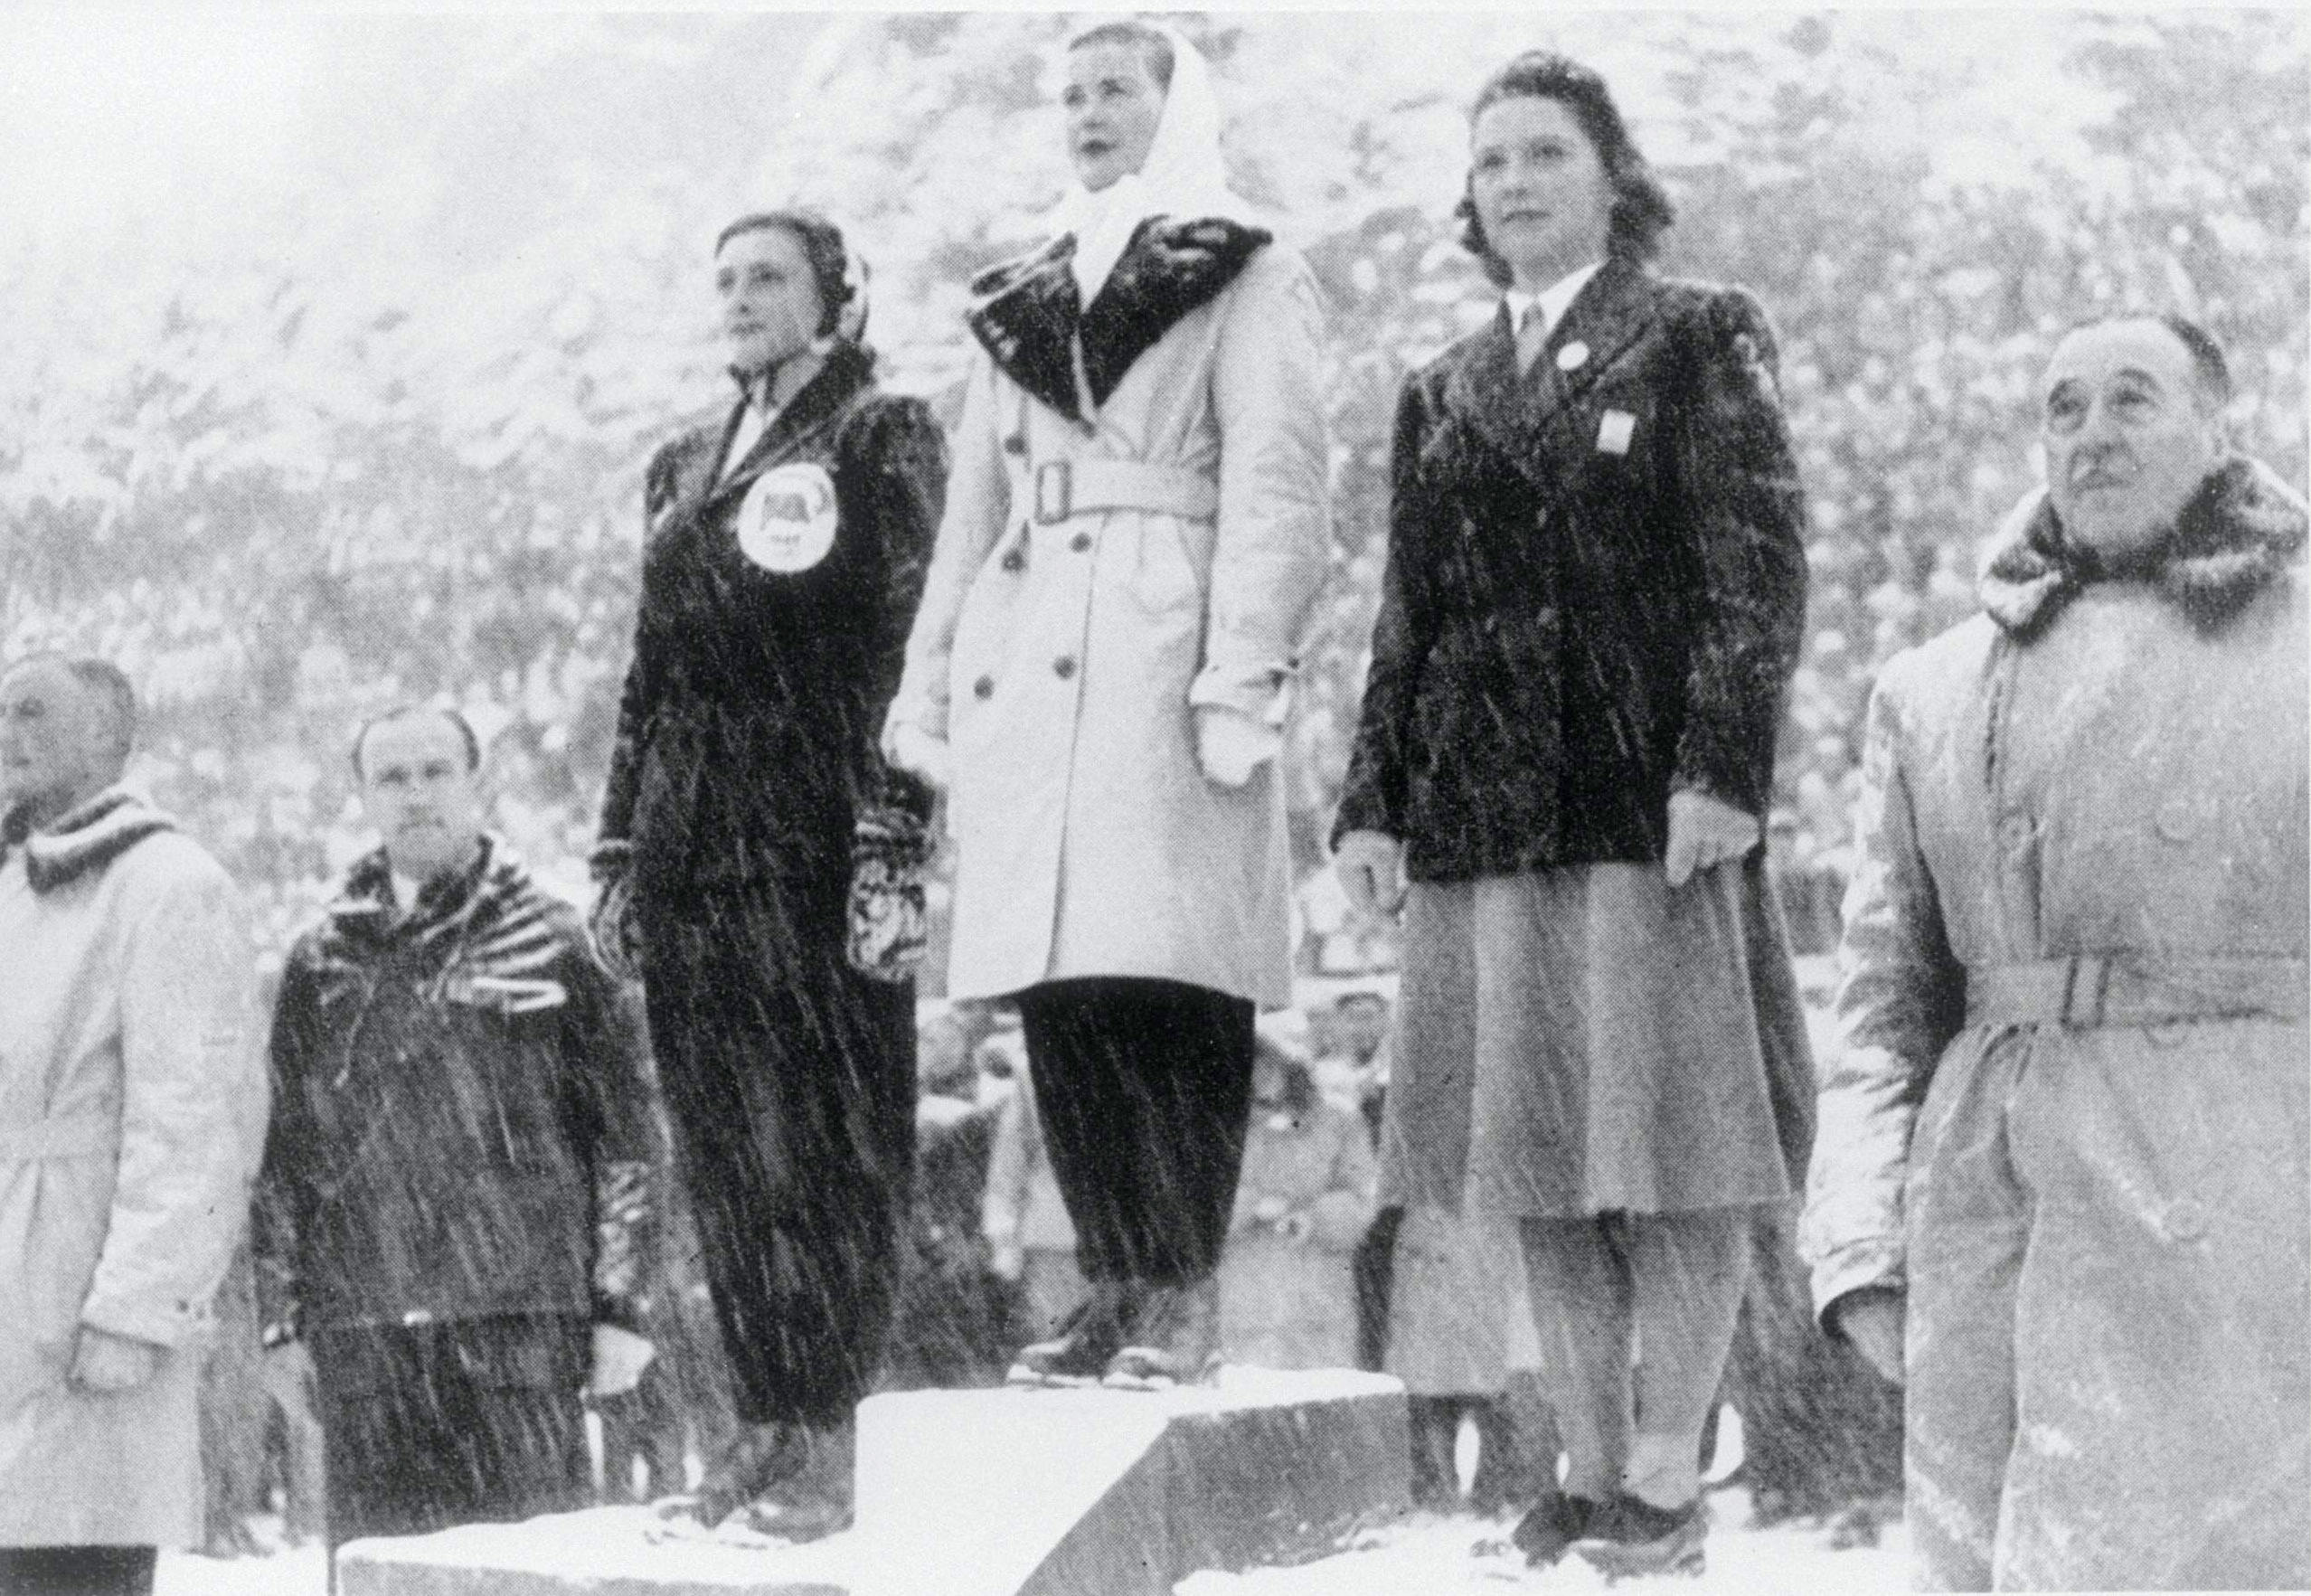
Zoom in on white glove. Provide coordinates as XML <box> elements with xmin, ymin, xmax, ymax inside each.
<box><xmin>1195</xmin><ymin>705</ymin><xmax>1279</xmax><ymax>788</ymax></box>
<box><xmin>584</xmin><ymin>1323</ymin><xmax>657</xmax><ymax>1399</ymax></box>
<box><xmin>883</xmin><ymin>722</ymin><xmax>951</xmax><ymax>793</ymax></box>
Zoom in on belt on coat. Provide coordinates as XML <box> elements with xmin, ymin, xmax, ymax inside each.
<box><xmin>1030</xmin><ymin>458</ymin><xmax>1218</xmax><ymax>524</ymax></box>
<box><xmin>1967</xmin><ymin>954</ymin><xmax>2310</xmax><ymax>1028</ymax></box>
<box><xmin>0</xmin><ymin>1110</ymin><xmax>118</xmax><ymax>1165</ymax></box>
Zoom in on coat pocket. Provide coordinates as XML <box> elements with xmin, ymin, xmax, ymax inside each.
<box><xmin>1123</xmin><ymin>511</ymin><xmax>1210</xmax><ymax>619</ymax></box>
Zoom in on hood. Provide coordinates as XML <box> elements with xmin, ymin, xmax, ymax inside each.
<box><xmin>2</xmin><ymin>787</ymin><xmax>178</xmax><ymax>894</ymax></box>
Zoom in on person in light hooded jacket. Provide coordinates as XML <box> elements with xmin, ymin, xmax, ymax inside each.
<box><xmin>0</xmin><ymin>654</ymin><xmax>266</xmax><ymax>1596</ymax></box>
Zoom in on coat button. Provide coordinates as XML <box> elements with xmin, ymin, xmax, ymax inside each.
<box><xmin>1001</xmin><ymin>548</ymin><xmax>1024</xmax><ymax>573</ymax></box>
<box><xmin>2155</xmin><ymin>798</ymin><xmax>2199</xmax><ymax>842</ymax></box>
<box><xmin>1071</xmin><ymin>532</ymin><xmax>1092</xmax><ymax>552</ymax></box>
<box><xmin>1999</xmin><ymin>814</ymin><xmax>2033</xmax><ymax>850</ymax></box>
<box><xmin>1053</xmin><ymin>656</ymin><xmax>1077</xmax><ymax>680</ymax></box>
<box><xmin>973</xmin><ymin>675</ymin><xmax>995</xmax><ymax>700</ymax></box>
<box><xmin>1003</xmin><ymin>435</ymin><xmax>1027</xmax><ymax>456</ymax></box>
<box><xmin>2163</xmin><ymin>1196</ymin><xmax>2209</xmax><ymax>1243</ymax></box>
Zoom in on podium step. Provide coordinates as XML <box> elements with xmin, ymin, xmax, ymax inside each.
<box><xmin>336</xmin><ymin>1367</ymin><xmax>1409</xmax><ymax>1596</ymax></box>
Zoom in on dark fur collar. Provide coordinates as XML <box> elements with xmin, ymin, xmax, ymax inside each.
<box><xmin>1981</xmin><ymin>455</ymin><xmax>2309</xmax><ymax>639</ymax></box>
<box><xmin>967</xmin><ymin>217</ymin><xmax>1272</xmax><ymax>422</ymax></box>
<box><xmin>2</xmin><ymin>788</ymin><xmax>177</xmax><ymax>893</ymax></box>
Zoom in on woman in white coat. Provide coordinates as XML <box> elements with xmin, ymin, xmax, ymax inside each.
<box><xmin>884</xmin><ymin>19</ymin><xmax>1328</xmax><ymax>1388</ymax></box>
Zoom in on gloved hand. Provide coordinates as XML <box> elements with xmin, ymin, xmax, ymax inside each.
<box><xmin>1334</xmin><ymin>829</ymin><xmax>1407</xmax><ymax>919</ymax></box>
<box><xmin>882</xmin><ymin>722</ymin><xmax>952</xmax><ymax>793</ymax></box>
<box><xmin>1195</xmin><ymin>704</ymin><xmax>1279</xmax><ymax>788</ymax></box>
<box><xmin>584</xmin><ymin>1323</ymin><xmax>657</xmax><ymax>1399</ymax></box>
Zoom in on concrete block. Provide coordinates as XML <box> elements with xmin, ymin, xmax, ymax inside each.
<box><xmin>335</xmin><ymin>1367</ymin><xmax>1409</xmax><ymax>1596</ymax></box>
<box><xmin>851</xmin><ymin>1366</ymin><xmax>1410</xmax><ymax>1596</ymax></box>
<box><xmin>334</xmin><ymin>1505</ymin><xmax>854</xmax><ymax>1596</ymax></box>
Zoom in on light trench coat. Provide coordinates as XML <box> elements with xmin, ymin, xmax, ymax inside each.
<box><xmin>890</xmin><ymin>242</ymin><xmax>1329</xmax><ymax>1007</ymax></box>
<box><xmin>1802</xmin><ymin>489</ymin><xmax>2310</xmax><ymax>1592</ymax></box>
<box><xmin>0</xmin><ymin>793</ymin><xmax>266</xmax><ymax>1548</ymax></box>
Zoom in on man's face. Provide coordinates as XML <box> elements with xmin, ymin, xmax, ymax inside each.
<box><xmin>357</xmin><ymin>712</ymin><xmax>485</xmax><ymax>883</ymax></box>
<box><xmin>0</xmin><ymin>660</ymin><xmax>118</xmax><ymax>821</ymax></box>
<box><xmin>2042</xmin><ymin>318</ymin><xmax>2223</xmax><ymax>562</ymax></box>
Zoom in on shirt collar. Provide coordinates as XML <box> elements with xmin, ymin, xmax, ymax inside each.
<box><xmin>1504</xmin><ymin>259</ymin><xmax>1605</xmax><ymax>342</ymax></box>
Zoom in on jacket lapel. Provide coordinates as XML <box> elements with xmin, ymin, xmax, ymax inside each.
<box><xmin>1447</xmin><ymin>259</ymin><xmax>1659</xmax><ymax>496</ymax></box>
<box><xmin>701</xmin><ymin>345</ymin><xmax>873</xmax><ymax>512</ymax></box>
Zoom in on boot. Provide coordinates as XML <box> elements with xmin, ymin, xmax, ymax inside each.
<box><xmin>1465</xmin><ymin>1395</ymin><xmax>1523</xmax><ymax>1516</ymax></box>
<box><xmin>1102</xmin><ymin>1277</ymin><xmax>1221</xmax><ymax>1389</ymax></box>
<box><xmin>742</xmin><ymin>1421</ymin><xmax>854</xmax><ymax>1543</ymax></box>
<box><xmin>684</xmin><ymin>1419</ymin><xmax>805</xmax><ymax>1529</ymax></box>
<box><xmin>1571</xmin><ymin>1492</ymin><xmax>1709</xmax><ymax>1580</ymax></box>
<box><xmin>1405</xmin><ymin>1396</ymin><xmax>1463</xmax><ymax>1509</ymax></box>
<box><xmin>1008</xmin><ymin>1279</ymin><xmax>1135</xmax><ymax>1387</ymax></box>
<box><xmin>1509</xmin><ymin>1487</ymin><xmax>1600</xmax><ymax>1568</ymax></box>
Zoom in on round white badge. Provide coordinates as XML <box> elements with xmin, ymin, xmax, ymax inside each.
<box><xmin>737</xmin><ymin>463</ymin><xmax>839</xmax><ymax>573</ymax></box>
<box><xmin>1556</xmin><ymin>340</ymin><xmax>1590</xmax><ymax>373</ymax></box>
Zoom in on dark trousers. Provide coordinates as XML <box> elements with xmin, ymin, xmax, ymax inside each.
<box><xmin>309</xmin><ymin>1316</ymin><xmax>591</xmax><ymax>1551</ymax></box>
<box><xmin>1016</xmin><ymin>977</ymin><xmax>1255</xmax><ymax>1285</ymax></box>
<box><xmin>0</xmin><ymin>1546</ymin><xmax>156</xmax><ymax>1596</ymax></box>
<box><xmin>643</xmin><ymin>881</ymin><xmax>915</xmax><ymax>1429</ymax></box>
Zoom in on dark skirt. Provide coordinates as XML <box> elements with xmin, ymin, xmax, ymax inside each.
<box><xmin>1382</xmin><ymin>855</ymin><xmax>1814</xmax><ymax>1219</ymax></box>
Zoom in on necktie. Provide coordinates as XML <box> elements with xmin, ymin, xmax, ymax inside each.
<box><xmin>1515</xmin><ymin>300</ymin><xmax>1552</xmax><ymax>375</ymax></box>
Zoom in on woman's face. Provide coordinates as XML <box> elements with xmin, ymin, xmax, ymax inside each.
<box><xmin>1469</xmin><ymin>94</ymin><xmax>1613</xmax><ymax>290</ymax></box>
<box><xmin>716</xmin><ymin>224</ymin><xmax>824</xmax><ymax>377</ymax></box>
<box><xmin>1063</xmin><ymin>41</ymin><xmax>1165</xmax><ymax>194</ymax></box>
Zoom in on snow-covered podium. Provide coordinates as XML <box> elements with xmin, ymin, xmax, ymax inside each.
<box><xmin>334</xmin><ymin>1367</ymin><xmax>1410</xmax><ymax>1596</ymax></box>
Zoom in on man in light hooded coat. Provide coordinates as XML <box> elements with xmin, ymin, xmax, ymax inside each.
<box><xmin>1802</xmin><ymin>314</ymin><xmax>2308</xmax><ymax>1591</ymax></box>
<box><xmin>0</xmin><ymin>655</ymin><xmax>266</xmax><ymax>1596</ymax></box>
<box><xmin>884</xmin><ymin>19</ymin><xmax>1328</xmax><ymax>1387</ymax></box>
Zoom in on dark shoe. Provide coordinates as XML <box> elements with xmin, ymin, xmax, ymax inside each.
<box><xmin>686</xmin><ymin>1421</ymin><xmax>805</xmax><ymax>1529</ymax></box>
<box><xmin>1510</xmin><ymin>1489</ymin><xmax>1599</xmax><ymax>1567</ymax></box>
<box><xmin>1103</xmin><ymin>1277</ymin><xmax>1221</xmax><ymax>1389</ymax></box>
<box><xmin>743</xmin><ymin>1423</ymin><xmax>854</xmax><ymax>1543</ymax></box>
<box><xmin>1009</xmin><ymin>1280</ymin><xmax>1134</xmax><ymax>1386</ymax></box>
<box><xmin>1572</xmin><ymin>1492</ymin><xmax>1708</xmax><ymax>1580</ymax></box>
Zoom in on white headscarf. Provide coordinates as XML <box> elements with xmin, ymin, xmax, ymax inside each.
<box><xmin>1049</xmin><ymin>22</ymin><xmax>1252</xmax><ymax>307</ymax></box>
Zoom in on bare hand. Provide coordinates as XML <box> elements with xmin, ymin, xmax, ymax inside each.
<box><xmin>1334</xmin><ymin>830</ymin><xmax>1407</xmax><ymax>919</ymax></box>
<box><xmin>259</xmin><ymin>1338</ymin><xmax>320</xmax><ymax>1421</ymax></box>
<box><xmin>1834</xmin><ymin>1289</ymin><xmax>1906</xmax><ymax>1385</ymax></box>
<box><xmin>1195</xmin><ymin>705</ymin><xmax>1278</xmax><ymax>788</ymax></box>
<box><xmin>70</xmin><ymin>1327</ymin><xmax>162</xmax><ymax>1394</ymax></box>
<box><xmin>585</xmin><ymin>1323</ymin><xmax>656</xmax><ymax>1399</ymax></box>
<box><xmin>1665</xmin><ymin>789</ymin><xmax>1761</xmax><ymax>887</ymax></box>
<box><xmin>987</xmin><ymin>1236</ymin><xmax>1025</xmax><ymax>1283</ymax></box>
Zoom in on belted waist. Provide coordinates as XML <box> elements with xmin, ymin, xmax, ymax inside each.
<box><xmin>0</xmin><ymin>1111</ymin><xmax>119</xmax><ymax>1166</ymax></box>
<box><xmin>1029</xmin><ymin>458</ymin><xmax>1217</xmax><ymax>524</ymax></box>
<box><xmin>1967</xmin><ymin>954</ymin><xmax>2309</xmax><ymax>1028</ymax></box>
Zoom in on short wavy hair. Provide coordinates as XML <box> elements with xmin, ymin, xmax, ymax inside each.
<box><xmin>1456</xmin><ymin>51</ymin><xmax>1675</xmax><ymax>287</ymax></box>
<box><xmin>714</xmin><ymin>209</ymin><xmax>859</xmax><ymax>342</ymax></box>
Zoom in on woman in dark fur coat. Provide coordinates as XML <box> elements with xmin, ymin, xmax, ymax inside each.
<box><xmin>591</xmin><ymin>209</ymin><xmax>946</xmax><ymax>1537</ymax></box>
<box><xmin>1332</xmin><ymin>52</ymin><xmax>1814</xmax><ymax>1580</ymax></box>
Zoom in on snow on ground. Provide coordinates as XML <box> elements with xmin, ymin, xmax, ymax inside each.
<box><xmin>159</xmin><ymin>1488</ymin><xmax>1903</xmax><ymax>1595</ymax></box>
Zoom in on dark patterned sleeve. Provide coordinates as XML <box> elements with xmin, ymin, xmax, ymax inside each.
<box><xmin>1666</xmin><ymin>288</ymin><xmax>1809</xmax><ymax>817</ymax></box>
<box><xmin>596</xmin><ymin>446</ymin><xmax>685</xmax><ymax>845</ymax></box>
<box><xmin>849</xmin><ymin>394</ymin><xmax>950</xmax><ymax>838</ymax></box>
<box><xmin>251</xmin><ymin>948</ymin><xmax>319</xmax><ymax>1346</ymax></box>
<box><xmin>560</xmin><ymin>924</ymin><xmax>661</xmax><ymax>1333</ymax></box>
<box><xmin>1332</xmin><ymin>374</ymin><xmax>1442</xmax><ymax>845</ymax></box>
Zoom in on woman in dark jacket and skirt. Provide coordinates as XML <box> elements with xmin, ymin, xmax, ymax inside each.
<box><xmin>591</xmin><ymin>209</ymin><xmax>946</xmax><ymax>1537</ymax></box>
<box><xmin>1333</xmin><ymin>52</ymin><xmax>1814</xmax><ymax>1579</ymax></box>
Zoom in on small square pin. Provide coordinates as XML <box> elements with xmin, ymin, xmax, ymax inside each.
<box><xmin>1596</xmin><ymin>410</ymin><xmax>1637</xmax><ymax>456</ymax></box>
